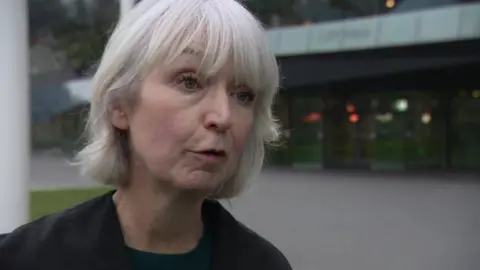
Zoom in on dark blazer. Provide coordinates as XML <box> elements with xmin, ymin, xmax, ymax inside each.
<box><xmin>0</xmin><ymin>191</ymin><xmax>291</xmax><ymax>270</ymax></box>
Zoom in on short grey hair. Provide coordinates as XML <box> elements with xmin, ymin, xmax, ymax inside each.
<box><xmin>74</xmin><ymin>0</ymin><xmax>280</xmax><ymax>199</ymax></box>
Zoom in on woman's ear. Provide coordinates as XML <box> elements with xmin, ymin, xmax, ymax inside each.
<box><xmin>110</xmin><ymin>105</ymin><xmax>130</xmax><ymax>130</ymax></box>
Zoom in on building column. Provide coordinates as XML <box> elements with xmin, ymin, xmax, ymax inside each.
<box><xmin>0</xmin><ymin>0</ymin><xmax>30</xmax><ymax>233</ymax></box>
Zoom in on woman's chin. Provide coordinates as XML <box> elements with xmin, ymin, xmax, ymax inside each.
<box><xmin>173</xmin><ymin>171</ymin><xmax>223</xmax><ymax>193</ymax></box>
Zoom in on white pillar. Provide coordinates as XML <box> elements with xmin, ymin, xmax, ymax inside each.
<box><xmin>120</xmin><ymin>0</ymin><xmax>135</xmax><ymax>19</ymax></box>
<box><xmin>0</xmin><ymin>0</ymin><xmax>30</xmax><ymax>233</ymax></box>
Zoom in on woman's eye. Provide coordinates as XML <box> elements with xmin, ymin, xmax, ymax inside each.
<box><xmin>177</xmin><ymin>74</ymin><xmax>201</xmax><ymax>90</ymax></box>
<box><xmin>234</xmin><ymin>91</ymin><xmax>256</xmax><ymax>104</ymax></box>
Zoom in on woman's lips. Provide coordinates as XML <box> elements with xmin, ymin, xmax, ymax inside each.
<box><xmin>189</xmin><ymin>150</ymin><xmax>227</xmax><ymax>164</ymax></box>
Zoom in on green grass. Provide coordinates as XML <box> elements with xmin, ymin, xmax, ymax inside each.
<box><xmin>30</xmin><ymin>188</ymin><xmax>111</xmax><ymax>221</ymax></box>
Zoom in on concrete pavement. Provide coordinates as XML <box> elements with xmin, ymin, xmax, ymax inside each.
<box><xmin>230</xmin><ymin>170</ymin><xmax>480</xmax><ymax>270</ymax></box>
<box><xmin>30</xmin><ymin>153</ymin><xmax>100</xmax><ymax>190</ymax></box>
<box><xmin>30</xmin><ymin>155</ymin><xmax>480</xmax><ymax>270</ymax></box>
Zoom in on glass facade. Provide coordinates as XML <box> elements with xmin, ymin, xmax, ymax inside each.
<box><xmin>290</xmin><ymin>96</ymin><xmax>324</xmax><ymax>168</ymax></box>
<box><xmin>328</xmin><ymin>95</ymin><xmax>374</xmax><ymax>168</ymax></box>
<box><xmin>243</xmin><ymin>0</ymin><xmax>479</xmax><ymax>28</ymax></box>
<box><xmin>369</xmin><ymin>92</ymin><xmax>447</xmax><ymax>170</ymax></box>
<box><xmin>452</xmin><ymin>90</ymin><xmax>480</xmax><ymax>170</ymax></box>
<box><xmin>268</xmin><ymin>89</ymin><xmax>480</xmax><ymax>171</ymax></box>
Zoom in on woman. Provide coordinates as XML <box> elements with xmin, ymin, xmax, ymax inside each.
<box><xmin>0</xmin><ymin>0</ymin><xmax>291</xmax><ymax>269</ymax></box>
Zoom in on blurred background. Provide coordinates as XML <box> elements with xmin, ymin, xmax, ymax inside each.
<box><xmin>29</xmin><ymin>0</ymin><xmax>480</xmax><ymax>173</ymax></box>
<box><xmin>8</xmin><ymin>0</ymin><xmax>480</xmax><ymax>269</ymax></box>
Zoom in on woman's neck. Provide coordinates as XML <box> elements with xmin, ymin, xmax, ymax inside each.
<box><xmin>113</xmin><ymin>181</ymin><xmax>205</xmax><ymax>254</ymax></box>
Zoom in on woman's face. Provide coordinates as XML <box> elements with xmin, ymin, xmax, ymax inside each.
<box><xmin>111</xmin><ymin>49</ymin><xmax>255</xmax><ymax>194</ymax></box>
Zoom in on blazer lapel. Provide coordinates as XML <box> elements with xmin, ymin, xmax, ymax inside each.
<box><xmin>90</xmin><ymin>191</ymin><xmax>133</xmax><ymax>270</ymax></box>
<box><xmin>207</xmin><ymin>201</ymin><xmax>243</xmax><ymax>270</ymax></box>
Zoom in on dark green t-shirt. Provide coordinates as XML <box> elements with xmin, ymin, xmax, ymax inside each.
<box><xmin>126</xmin><ymin>222</ymin><xmax>212</xmax><ymax>270</ymax></box>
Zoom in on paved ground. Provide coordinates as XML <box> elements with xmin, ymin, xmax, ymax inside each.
<box><xmin>31</xmin><ymin>155</ymin><xmax>480</xmax><ymax>270</ymax></box>
<box><xmin>30</xmin><ymin>153</ymin><xmax>100</xmax><ymax>190</ymax></box>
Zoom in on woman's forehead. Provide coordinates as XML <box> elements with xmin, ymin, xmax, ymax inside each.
<box><xmin>169</xmin><ymin>47</ymin><xmax>205</xmax><ymax>65</ymax></box>
<box><xmin>167</xmin><ymin>45</ymin><xmax>235</xmax><ymax>74</ymax></box>
<box><xmin>152</xmin><ymin>30</ymin><xmax>269</xmax><ymax>92</ymax></box>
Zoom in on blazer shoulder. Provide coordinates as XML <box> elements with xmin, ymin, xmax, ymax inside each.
<box><xmin>0</xmin><ymin>191</ymin><xmax>112</xmax><ymax>268</ymax></box>
<box><xmin>1</xmin><ymin>191</ymin><xmax>110</xmax><ymax>241</ymax></box>
<box><xmin>0</xmin><ymin>233</ymin><xmax>7</xmax><ymax>244</ymax></box>
<box><xmin>207</xmin><ymin>201</ymin><xmax>292</xmax><ymax>270</ymax></box>
<box><xmin>236</xmin><ymin>222</ymin><xmax>292</xmax><ymax>270</ymax></box>
<box><xmin>0</xmin><ymin>210</ymin><xmax>72</xmax><ymax>268</ymax></box>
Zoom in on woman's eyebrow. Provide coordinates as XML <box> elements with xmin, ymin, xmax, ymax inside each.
<box><xmin>182</xmin><ymin>47</ymin><xmax>203</xmax><ymax>56</ymax></box>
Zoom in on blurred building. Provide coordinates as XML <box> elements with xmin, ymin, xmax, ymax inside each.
<box><xmin>31</xmin><ymin>78</ymin><xmax>91</xmax><ymax>152</ymax></box>
<box><xmin>29</xmin><ymin>0</ymin><xmax>480</xmax><ymax>172</ymax></box>
<box><xmin>265</xmin><ymin>0</ymin><xmax>480</xmax><ymax>171</ymax></box>
<box><xmin>29</xmin><ymin>0</ymin><xmax>119</xmax><ymax>153</ymax></box>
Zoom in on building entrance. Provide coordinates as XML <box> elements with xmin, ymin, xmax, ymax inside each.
<box><xmin>290</xmin><ymin>96</ymin><xmax>324</xmax><ymax>168</ymax></box>
<box><xmin>323</xmin><ymin>95</ymin><xmax>374</xmax><ymax>169</ymax></box>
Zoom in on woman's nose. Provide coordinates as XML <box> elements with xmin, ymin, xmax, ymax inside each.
<box><xmin>203</xmin><ymin>88</ymin><xmax>233</xmax><ymax>133</ymax></box>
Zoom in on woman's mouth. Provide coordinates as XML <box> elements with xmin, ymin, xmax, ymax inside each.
<box><xmin>190</xmin><ymin>149</ymin><xmax>227</xmax><ymax>163</ymax></box>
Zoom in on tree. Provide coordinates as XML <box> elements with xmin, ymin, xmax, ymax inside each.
<box><xmin>29</xmin><ymin>0</ymin><xmax>69</xmax><ymax>42</ymax></box>
<box><xmin>49</xmin><ymin>0</ymin><xmax>120</xmax><ymax>75</ymax></box>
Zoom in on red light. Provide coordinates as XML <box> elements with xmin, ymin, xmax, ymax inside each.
<box><xmin>346</xmin><ymin>104</ymin><xmax>356</xmax><ymax>113</ymax></box>
<box><xmin>349</xmin><ymin>113</ymin><xmax>359</xmax><ymax>123</ymax></box>
<box><xmin>303</xmin><ymin>112</ymin><xmax>321</xmax><ymax>122</ymax></box>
